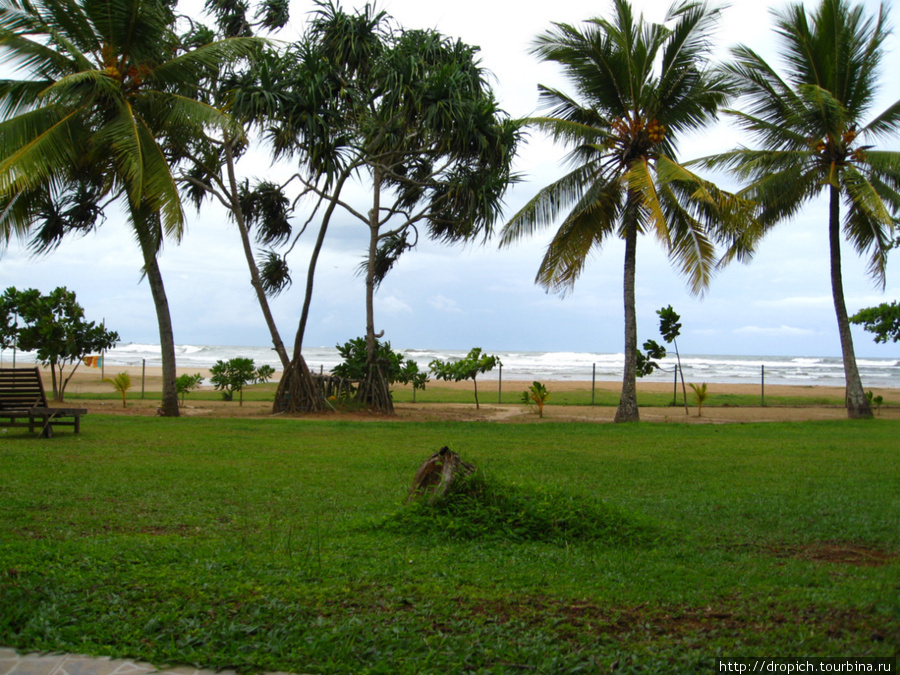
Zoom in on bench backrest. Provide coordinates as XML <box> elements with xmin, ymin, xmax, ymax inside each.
<box><xmin>0</xmin><ymin>367</ymin><xmax>50</xmax><ymax>410</ymax></box>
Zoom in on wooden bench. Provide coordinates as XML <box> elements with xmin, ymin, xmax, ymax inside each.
<box><xmin>0</xmin><ymin>367</ymin><xmax>87</xmax><ymax>437</ymax></box>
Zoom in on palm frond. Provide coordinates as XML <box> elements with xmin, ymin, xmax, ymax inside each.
<box><xmin>624</xmin><ymin>158</ymin><xmax>668</xmax><ymax>245</ymax></box>
<box><xmin>134</xmin><ymin>117</ymin><xmax>184</xmax><ymax>239</ymax></box>
<box><xmin>536</xmin><ymin>177</ymin><xmax>623</xmax><ymax>294</ymax></box>
<box><xmin>151</xmin><ymin>37</ymin><xmax>268</xmax><ymax>90</ymax></box>
<box><xmin>842</xmin><ymin>164</ymin><xmax>896</xmax><ymax>286</ymax></box>
<box><xmin>499</xmin><ymin>162</ymin><xmax>601</xmax><ymax>247</ymax></box>
<box><xmin>863</xmin><ymin>99</ymin><xmax>900</xmax><ymax>140</ymax></box>
<box><xmin>0</xmin><ymin>105</ymin><xmax>82</xmax><ymax>195</ymax></box>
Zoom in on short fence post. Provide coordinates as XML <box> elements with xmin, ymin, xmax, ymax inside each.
<box><xmin>761</xmin><ymin>364</ymin><xmax>765</xmax><ymax>407</ymax></box>
<box><xmin>141</xmin><ymin>359</ymin><xmax>146</xmax><ymax>399</ymax></box>
<box><xmin>592</xmin><ymin>363</ymin><xmax>596</xmax><ymax>405</ymax></box>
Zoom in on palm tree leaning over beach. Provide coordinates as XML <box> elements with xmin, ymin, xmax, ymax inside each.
<box><xmin>500</xmin><ymin>0</ymin><xmax>753</xmax><ymax>422</ymax></box>
<box><xmin>0</xmin><ymin>0</ymin><xmax>259</xmax><ymax>415</ymax></box>
<box><xmin>700</xmin><ymin>0</ymin><xmax>900</xmax><ymax>418</ymax></box>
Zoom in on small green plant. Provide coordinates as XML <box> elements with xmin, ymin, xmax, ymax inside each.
<box><xmin>103</xmin><ymin>371</ymin><xmax>132</xmax><ymax>408</ymax></box>
<box><xmin>176</xmin><ymin>373</ymin><xmax>204</xmax><ymax>404</ymax></box>
<box><xmin>256</xmin><ymin>364</ymin><xmax>275</xmax><ymax>383</ymax></box>
<box><xmin>521</xmin><ymin>381</ymin><xmax>551</xmax><ymax>417</ymax></box>
<box><xmin>689</xmin><ymin>382</ymin><xmax>709</xmax><ymax>416</ymax></box>
<box><xmin>866</xmin><ymin>390</ymin><xmax>884</xmax><ymax>415</ymax></box>
<box><xmin>429</xmin><ymin>347</ymin><xmax>500</xmax><ymax>409</ymax></box>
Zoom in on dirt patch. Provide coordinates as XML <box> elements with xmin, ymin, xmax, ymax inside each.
<box><xmin>764</xmin><ymin>541</ymin><xmax>897</xmax><ymax>567</ymax></box>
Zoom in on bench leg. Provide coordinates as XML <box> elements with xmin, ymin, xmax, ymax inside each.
<box><xmin>74</xmin><ymin>416</ymin><xmax>81</xmax><ymax>434</ymax></box>
<box><xmin>41</xmin><ymin>419</ymin><xmax>53</xmax><ymax>438</ymax></box>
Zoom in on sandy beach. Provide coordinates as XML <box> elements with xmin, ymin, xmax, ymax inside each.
<box><xmin>32</xmin><ymin>363</ymin><xmax>899</xmax><ymax>424</ymax></box>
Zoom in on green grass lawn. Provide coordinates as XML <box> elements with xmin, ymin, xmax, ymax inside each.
<box><xmin>1</xmin><ymin>417</ymin><xmax>898</xmax><ymax>673</ymax></box>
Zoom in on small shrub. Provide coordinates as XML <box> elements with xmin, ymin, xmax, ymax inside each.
<box><xmin>866</xmin><ymin>390</ymin><xmax>884</xmax><ymax>415</ymax></box>
<box><xmin>176</xmin><ymin>373</ymin><xmax>203</xmax><ymax>404</ymax></box>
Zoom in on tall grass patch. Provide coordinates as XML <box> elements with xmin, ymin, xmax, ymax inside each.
<box><xmin>383</xmin><ymin>470</ymin><xmax>651</xmax><ymax>544</ymax></box>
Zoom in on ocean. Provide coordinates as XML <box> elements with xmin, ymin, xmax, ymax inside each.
<box><xmin>3</xmin><ymin>343</ymin><xmax>898</xmax><ymax>389</ymax></box>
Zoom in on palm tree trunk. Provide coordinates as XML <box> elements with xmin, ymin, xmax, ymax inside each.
<box><xmin>224</xmin><ymin>139</ymin><xmax>290</xmax><ymax>370</ymax></box>
<box><xmin>828</xmin><ymin>186</ymin><xmax>872</xmax><ymax>419</ymax></box>
<box><xmin>615</xmin><ymin>212</ymin><xmax>640</xmax><ymax>422</ymax></box>
<box><xmin>137</xmin><ymin>235</ymin><xmax>180</xmax><ymax>417</ymax></box>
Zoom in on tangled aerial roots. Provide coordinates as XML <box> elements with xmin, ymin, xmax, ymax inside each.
<box><xmin>273</xmin><ymin>356</ymin><xmax>325</xmax><ymax>413</ymax></box>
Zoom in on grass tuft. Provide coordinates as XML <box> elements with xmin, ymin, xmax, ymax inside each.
<box><xmin>382</xmin><ymin>470</ymin><xmax>651</xmax><ymax>545</ymax></box>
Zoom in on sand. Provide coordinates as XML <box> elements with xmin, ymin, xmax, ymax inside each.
<box><xmin>31</xmin><ymin>363</ymin><xmax>899</xmax><ymax>424</ymax></box>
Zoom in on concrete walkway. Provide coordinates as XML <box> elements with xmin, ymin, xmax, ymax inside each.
<box><xmin>0</xmin><ymin>649</ymin><xmax>298</xmax><ymax>675</ymax></box>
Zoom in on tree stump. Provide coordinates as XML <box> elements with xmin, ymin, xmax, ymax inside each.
<box><xmin>408</xmin><ymin>446</ymin><xmax>475</xmax><ymax>502</ymax></box>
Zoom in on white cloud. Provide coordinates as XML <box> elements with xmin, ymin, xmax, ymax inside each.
<box><xmin>429</xmin><ymin>294</ymin><xmax>463</xmax><ymax>313</ymax></box>
<box><xmin>733</xmin><ymin>325</ymin><xmax>817</xmax><ymax>337</ymax></box>
<box><xmin>376</xmin><ymin>294</ymin><xmax>413</xmax><ymax>316</ymax></box>
<box><xmin>753</xmin><ymin>296</ymin><xmax>833</xmax><ymax>309</ymax></box>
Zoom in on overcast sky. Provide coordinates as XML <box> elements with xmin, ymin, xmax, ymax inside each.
<box><xmin>1</xmin><ymin>0</ymin><xmax>899</xmax><ymax>359</ymax></box>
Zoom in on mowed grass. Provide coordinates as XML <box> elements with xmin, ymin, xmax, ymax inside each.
<box><xmin>1</xmin><ymin>417</ymin><xmax>898</xmax><ymax>673</ymax></box>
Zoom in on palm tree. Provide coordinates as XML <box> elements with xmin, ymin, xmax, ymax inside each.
<box><xmin>0</xmin><ymin>0</ymin><xmax>259</xmax><ymax>416</ymax></box>
<box><xmin>500</xmin><ymin>0</ymin><xmax>750</xmax><ymax>422</ymax></box>
<box><xmin>704</xmin><ymin>0</ymin><xmax>900</xmax><ymax>418</ymax></box>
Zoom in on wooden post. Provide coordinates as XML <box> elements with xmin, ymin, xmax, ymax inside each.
<box><xmin>592</xmin><ymin>363</ymin><xmax>596</xmax><ymax>405</ymax></box>
<box><xmin>141</xmin><ymin>359</ymin><xmax>146</xmax><ymax>399</ymax></box>
<box><xmin>761</xmin><ymin>364</ymin><xmax>765</xmax><ymax>407</ymax></box>
<box><xmin>498</xmin><ymin>364</ymin><xmax>502</xmax><ymax>403</ymax></box>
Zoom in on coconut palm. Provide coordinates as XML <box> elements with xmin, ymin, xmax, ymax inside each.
<box><xmin>704</xmin><ymin>0</ymin><xmax>900</xmax><ymax>418</ymax></box>
<box><xmin>500</xmin><ymin>0</ymin><xmax>751</xmax><ymax>422</ymax></box>
<box><xmin>0</xmin><ymin>0</ymin><xmax>259</xmax><ymax>416</ymax></box>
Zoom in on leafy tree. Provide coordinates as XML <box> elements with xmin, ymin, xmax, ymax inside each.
<box><xmin>430</xmin><ymin>348</ymin><xmax>501</xmax><ymax>410</ymax></box>
<box><xmin>176</xmin><ymin>373</ymin><xmax>204</xmax><ymax>404</ymax></box>
<box><xmin>0</xmin><ymin>287</ymin><xmax>118</xmax><ymax>401</ymax></box>
<box><xmin>701</xmin><ymin>0</ymin><xmax>900</xmax><ymax>418</ymax></box>
<box><xmin>103</xmin><ymin>372</ymin><xmax>132</xmax><ymax>408</ymax></box>
<box><xmin>209</xmin><ymin>358</ymin><xmax>272</xmax><ymax>405</ymax></box>
<box><xmin>657</xmin><ymin>305</ymin><xmax>689</xmax><ymax>413</ymax></box>
<box><xmin>268</xmin><ymin>1</ymin><xmax>520</xmax><ymax>414</ymax></box>
<box><xmin>0</xmin><ymin>0</ymin><xmax>261</xmax><ymax>416</ymax></box>
<box><xmin>499</xmin><ymin>0</ymin><xmax>752</xmax><ymax>422</ymax></box>
<box><xmin>851</xmin><ymin>302</ymin><xmax>900</xmax><ymax>344</ymax></box>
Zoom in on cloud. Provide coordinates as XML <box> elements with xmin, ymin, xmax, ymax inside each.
<box><xmin>733</xmin><ymin>325</ymin><xmax>816</xmax><ymax>337</ymax></box>
<box><xmin>375</xmin><ymin>295</ymin><xmax>413</xmax><ymax>316</ymax></box>
<box><xmin>429</xmin><ymin>294</ymin><xmax>463</xmax><ymax>313</ymax></box>
<box><xmin>752</xmin><ymin>296</ymin><xmax>832</xmax><ymax>309</ymax></box>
